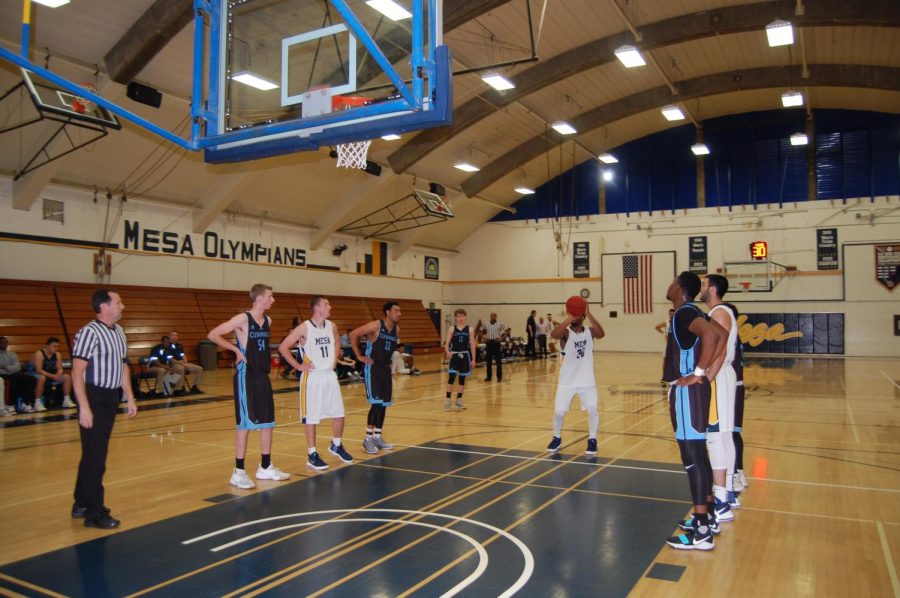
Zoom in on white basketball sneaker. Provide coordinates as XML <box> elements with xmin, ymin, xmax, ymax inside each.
<box><xmin>256</xmin><ymin>464</ymin><xmax>290</xmax><ymax>481</ymax></box>
<box><xmin>229</xmin><ymin>468</ymin><xmax>256</xmax><ymax>489</ymax></box>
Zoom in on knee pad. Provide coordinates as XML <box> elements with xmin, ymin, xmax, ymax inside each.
<box><xmin>447</xmin><ymin>373</ymin><xmax>457</xmax><ymax>385</ymax></box>
<box><xmin>458</xmin><ymin>376</ymin><xmax>467</xmax><ymax>387</ymax></box>
<box><xmin>706</xmin><ymin>432</ymin><xmax>728</xmax><ymax>470</ymax></box>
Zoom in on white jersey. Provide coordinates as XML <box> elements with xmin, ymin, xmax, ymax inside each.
<box><xmin>300</xmin><ymin>319</ymin><xmax>335</xmax><ymax>372</ymax></box>
<box><xmin>709</xmin><ymin>305</ymin><xmax>737</xmax><ymax>367</ymax></box>
<box><xmin>558</xmin><ymin>326</ymin><xmax>595</xmax><ymax>388</ymax></box>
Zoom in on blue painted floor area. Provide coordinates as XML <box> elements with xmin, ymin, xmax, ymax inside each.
<box><xmin>0</xmin><ymin>442</ymin><xmax>690</xmax><ymax>596</ymax></box>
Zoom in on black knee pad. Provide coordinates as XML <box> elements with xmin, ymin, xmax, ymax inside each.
<box><xmin>458</xmin><ymin>376</ymin><xmax>467</xmax><ymax>387</ymax></box>
<box><xmin>447</xmin><ymin>373</ymin><xmax>457</xmax><ymax>385</ymax></box>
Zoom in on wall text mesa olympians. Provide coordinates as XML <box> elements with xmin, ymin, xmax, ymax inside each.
<box><xmin>123</xmin><ymin>220</ymin><xmax>306</xmax><ymax>267</ymax></box>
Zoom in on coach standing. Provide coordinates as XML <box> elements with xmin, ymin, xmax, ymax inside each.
<box><xmin>71</xmin><ymin>289</ymin><xmax>137</xmax><ymax>529</ymax></box>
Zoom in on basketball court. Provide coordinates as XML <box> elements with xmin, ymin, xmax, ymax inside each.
<box><xmin>1</xmin><ymin>0</ymin><xmax>899</xmax><ymax>596</ymax></box>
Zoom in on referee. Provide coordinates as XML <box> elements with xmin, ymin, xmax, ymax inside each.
<box><xmin>71</xmin><ymin>289</ymin><xmax>137</xmax><ymax>529</ymax></box>
<box><xmin>481</xmin><ymin>313</ymin><xmax>508</xmax><ymax>382</ymax></box>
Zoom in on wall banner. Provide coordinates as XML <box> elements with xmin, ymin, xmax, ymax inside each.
<box><xmin>424</xmin><ymin>256</ymin><xmax>439</xmax><ymax>280</ymax></box>
<box><xmin>816</xmin><ymin>228</ymin><xmax>838</xmax><ymax>270</ymax></box>
<box><xmin>689</xmin><ymin>236</ymin><xmax>707</xmax><ymax>274</ymax></box>
<box><xmin>875</xmin><ymin>244</ymin><xmax>899</xmax><ymax>290</ymax></box>
<box><xmin>738</xmin><ymin>312</ymin><xmax>844</xmax><ymax>355</ymax></box>
<box><xmin>573</xmin><ymin>241</ymin><xmax>590</xmax><ymax>278</ymax></box>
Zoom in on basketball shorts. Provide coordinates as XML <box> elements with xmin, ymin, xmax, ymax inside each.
<box><xmin>300</xmin><ymin>369</ymin><xmax>345</xmax><ymax>424</ymax></box>
<box><xmin>554</xmin><ymin>385</ymin><xmax>597</xmax><ymax>413</ymax></box>
<box><xmin>365</xmin><ymin>364</ymin><xmax>393</xmax><ymax>406</ymax></box>
<box><xmin>707</xmin><ymin>364</ymin><xmax>736</xmax><ymax>433</ymax></box>
<box><xmin>734</xmin><ymin>381</ymin><xmax>745</xmax><ymax>432</ymax></box>
<box><xmin>448</xmin><ymin>352</ymin><xmax>472</xmax><ymax>376</ymax></box>
<box><xmin>234</xmin><ymin>363</ymin><xmax>275</xmax><ymax>430</ymax></box>
<box><xmin>668</xmin><ymin>379</ymin><xmax>710</xmax><ymax>441</ymax></box>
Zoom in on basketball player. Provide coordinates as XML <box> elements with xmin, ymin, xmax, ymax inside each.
<box><xmin>444</xmin><ymin>309</ymin><xmax>476</xmax><ymax>410</ymax></box>
<box><xmin>208</xmin><ymin>284</ymin><xmax>290</xmax><ymax>489</ymax></box>
<box><xmin>663</xmin><ymin>272</ymin><xmax>726</xmax><ymax>551</ymax></box>
<box><xmin>278</xmin><ymin>295</ymin><xmax>353</xmax><ymax>470</ymax></box>
<box><xmin>350</xmin><ymin>301</ymin><xmax>402</xmax><ymax>454</ymax></box>
<box><xmin>547</xmin><ymin>299</ymin><xmax>604</xmax><ymax>455</ymax></box>
<box><xmin>724</xmin><ymin>302</ymin><xmax>748</xmax><ymax>500</ymax></box>
<box><xmin>700</xmin><ymin>274</ymin><xmax>739</xmax><ymax>523</ymax></box>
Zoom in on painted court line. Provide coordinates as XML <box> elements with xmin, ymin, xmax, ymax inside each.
<box><xmin>846</xmin><ymin>403</ymin><xmax>861</xmax><ymax>444</ymax></box>
<box><xmin>880</xmin><ymin>369</ymin><xmax>900</xmax><ymax>391</ymax></box>
<box><xmin>876</xmin><ymin>521</ymin><xmax>900</xmax><ymax>597</ymax></box>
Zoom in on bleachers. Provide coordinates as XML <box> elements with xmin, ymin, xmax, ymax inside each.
<box><xmin>0</xmin><ymin>279</ymin><xmax>442</xmax><ymax>366</ymax></box>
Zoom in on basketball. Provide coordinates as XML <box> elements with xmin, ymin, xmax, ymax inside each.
<box><xmin>566</xmin><ymin>295</ymin><xmax>587</xmax><ymax>317</ymax></box>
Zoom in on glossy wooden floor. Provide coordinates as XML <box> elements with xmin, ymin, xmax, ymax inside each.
<box><xmin>1</xmin><ymin>352</ymin><xmax>898</xmax><ymax>596</ymax></box>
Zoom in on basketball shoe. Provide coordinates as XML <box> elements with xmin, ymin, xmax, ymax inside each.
<box><xmin>329</xmin><ymin>443</ymin><xmax>354</xmax><ymax>463</ymax></box>
<box><xmin>373</xmin><ymin>436</ymin><xmax>394</xmax><ymax>450</ymax></box>
<box><xmin>306</xmin><ymin>452</ymin><xmax>328</xmax><ymax>470</ymax></box>
<box><xmin>585</xmin><ymin>438</ymin><xmax>598</xmax><ymax>455</ymax></box>
<box><xmin>362</xmin><ymin>436</ymin><xmax>378</xmax><ymax>454</ymax></box>
<box><xmin>229</xmin><ymin>468</ymin><xmax>256</xmax><ymax>489</ymax></box>
<box><xmin>727</xmin><ymin>490</ymin><xmax>742</xmax><ymax>509</ymax></box>
<box><xmin>547</xmin><ymin>436</ymin><xmax>562</xmax><ymax>453</ymax></box>
<box><xmin>256</xmin><ymin>464</ymin><xmax>290</xmax><ymax>481</ymax></box>
<box><xmin>713</xmin><ymin>497</ymin><xmax>734</xmax><ymax>521</ymax></box>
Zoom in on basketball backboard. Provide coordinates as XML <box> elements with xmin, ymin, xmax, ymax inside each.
<box><xmin>723</xmin><ymin>260</ymin><xmax>792</xmax><ymax>292</ymax></box>
<box><xmin>414</xmin><ymin>188</ymin><xmax>454</xmax><ymax>218</ymax></box>
<box><xmin>21</xmin><ymin>69</ymin><xmax>120</xmax><ymax>129</ymax></box>
<box><xmin>204</xmin><ymin>0</ymin><xmax>451</xmax><ymax>163</ymax></box>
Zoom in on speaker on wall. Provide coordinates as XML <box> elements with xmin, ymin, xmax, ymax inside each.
<box><xmin>126</xmin><ymin>82</ymin><xmax>162</xmax><ymax>108</ymax></box>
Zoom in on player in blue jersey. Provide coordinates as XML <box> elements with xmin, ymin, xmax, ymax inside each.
<box><xmin>444</xmin><ymin>309</ymin><xmax>476</xmax><ymax>410</ymax></box>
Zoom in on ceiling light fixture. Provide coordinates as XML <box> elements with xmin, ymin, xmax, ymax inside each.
<box><xmin>661</xmin><ymin>105</ymin><xmax>685</xmax><ymax>121</ymax></box>
<box><xmin>602</xmin><ymin>170</ymin><xmax>614</xmax><ymax>182</ymax></box>
<box><xmin>31</xmin><ymin>0</ymin><xmax>70</xmax><ymax>7</ymax></box>
<box><xmin>790</xmin><ymin>132</ymin><xmax>808</xmax><ymax>146</ymax></box>
<box><xmin>365</xmin><ymin>0</ymin><xmax>412</xmax><ymax>21</ymax></box>
<box><xmin>552</xmin><ymin>121</ymin><xmax>577</xmax><ymax>135</ymax></box>
<box><xmin>766</xmin><ymin>19</ymin><xmax>794</xmax><ymax>47</ymax></box>
<box><xmin>381</xmin><ymin>134</ymin><xmax>401</xmax><ymax>140</ymax></box>
<box><xmin>481</xmin><ymin>73</ymin><xmax>515</xmax><ymax>91</ymax></box>
<box><xmin>515</xmin><ymin>187</ymin><xmax>535</xmax><ymax>195</ymax></box>
<box><xmin>614</xmin><ymin>45</ymin><xmax>646</xmax><ymax>68</ymax></box>
<box><xmin>454</xmin><ymin>162</ymin><xmax>480</xmax><ymax>172</ymax></box>
<box><xmin>231</xmin><ymin>72</ymin><xmax>279</xmax><ymax>91</ymax></box>
<box><xmin>691</xmin><ymin>143</ymin><xmax>710</xmax><ymax>156</ymax></box>
<box><xmin>598</xmin><ymin>153</ymin><xmax>619</xmax><ymax>164</ymax></box>
<box><xmin>781</xmin><ymin>90</ymin><xmax>803</xmax><ymax>107</ymax></box>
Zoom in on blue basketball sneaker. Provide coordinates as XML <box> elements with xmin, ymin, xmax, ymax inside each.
<box><xmin>713</xmin><ymin>496</ymin><xmax>734</xmax><ymax>521</ymax></box>
<box><xmin>547</xmin><ymin>436</ymin><xmax>562</xmax><ymax>453</ymax></box>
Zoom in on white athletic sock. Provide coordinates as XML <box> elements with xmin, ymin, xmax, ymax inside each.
<box><xmin>307</xmin><ymin>447</ymin><xmax>316</xmax><ymax>455</ymax></box>
<box><xmin>713</xmin><ymin>484</ymin><xmax>727</xmax><ymax>502</ymax></box>
<box><xmin>332</xmin><ymin>438</ymin><xmax>342</xmax><ymax>446</ymax></box>
<box><xmin>374</xmin><ymin>428</ymin><xmax>382</xmax><ymax>438</ymax></box>
<box><xmin>553</xmin><ymin>412</ymin><xmax>565</xmax><ymax>437</ymax></box>
<box><xmin>587</xmin><ymin>407</ymin><xmax>599</xmax><ymax>438</ymax></box>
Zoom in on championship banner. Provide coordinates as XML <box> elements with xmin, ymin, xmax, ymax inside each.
<box><xmin>689</xmin><ymin>236</ymin><xmax>707</xmax><ymax>274</ymax></box>
<box><xmin>573</xmin><ymin>242</ymin><xmax>590</xmax><ymax>278</ymax></box>
<box><xmin>424</xmin><ymin>256</ymin><xmax>439</xmax><ymax>280</ymax></box>
<box><xmin>816</xmin><ymin>228</ymin><xmax>838</xmax><ymax>270</ymax></box>
<box><xmin>875</xmin><ymin>244</ymin><xmax>899</xmax><ymax>290</ymax></box>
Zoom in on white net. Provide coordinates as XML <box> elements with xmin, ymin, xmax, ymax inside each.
<box><xmin>335</xmin><ymin>140</ymin><xmax>372</xmax><ymax>169</ymax></box>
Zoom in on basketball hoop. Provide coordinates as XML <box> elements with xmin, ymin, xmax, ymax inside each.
<box><xmin>335</xmin><ymin>139</ymin><xmax>372</xmax><ymax>169</ymax></box>
<box><xmin>72</xmin><ymin>83</ymin><xmax>98</xmax><ymax>115</ymax></box>
<box><xmin>739</xmin><ymin>282</ymin><xmax>752</xmax><ymax>294</ymax></box>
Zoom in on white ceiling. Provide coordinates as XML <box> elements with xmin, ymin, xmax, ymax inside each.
<box><xmin>0</xmin><ymin>0</ymin><xmax>897</xmax><ymax>253</ymax></box>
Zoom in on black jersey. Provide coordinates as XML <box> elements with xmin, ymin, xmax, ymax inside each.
<box><xmin>449</xmin><ymin>325</ymin><xmax>471</xmax><ymax>353</ymax></box>
<box><xmin>662</xmin><ymin>304</ymin><xmax>707</xmax><ymax>382</ymax></box>
<box><xmin>40</xmin><ymin>349</ymin><xmax>58</xmax><ymax>373</ymax></box>
<box><xmin>242</xmin><ymin>312</ymin><xmax>271</xmax><ymax>373</ymax></box>
<box><xmin>733</xmin><ymin>337</ymin><xmax>744</xmax><ymax>383</ymax></box>
<box><xmin>367</xmin><ymin>320</ymin><xmax>398</xmax><ymax>367</ymax></box>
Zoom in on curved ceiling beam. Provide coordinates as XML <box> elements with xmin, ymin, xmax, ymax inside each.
<box><xmin>460</xmin><ymin>64</ymin><xmax>900</xmax><ymax>197</ymax></box>
<box><xmin>387</xmin><ymin>0</ymin><xmax>900</xmax><ymax>174</ymax></box>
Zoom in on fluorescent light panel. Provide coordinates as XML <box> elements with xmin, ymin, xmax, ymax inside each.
<box><xmin>766</xmin><ymin>19</ymin><xmax>794</xmax><ymax>47</ymax></box>
<box><xmin>366</xmin><ymin>0</ymin><xmax>412</xmax><ymax>21</ymax></box>
<box><xmin>790</xmin><ymin>133</ymin><xmax>808</xmax><ymax>146</ymax></box>
<box><xmin>232</xmin><ymin>72</ymin><xmax>278</xmax><ymax>91</ymax></box>
<box><xmin>614</xmin><ymin>45</ymin><xmax>646</xmax><ymax>68</ymax></box>
<box><xmin>381</xmin><ymin>134</ymin><xmax>401</xmax><ymax>140</ymax></box>
<box><xmin>515</xmin><ymin>187</ymin><xmax>535</xmax><ymax>195</ymax></box>
<box><xmin>781</xmin><ymin>90</ymin><xmax>803</xmax><ymax>107</ymax></box>
<box><xmin>598</xmin><ymin>153</ymin><xmax>618</xmax><ymax>164</ymax></box>
<box><xmin>482</xmin><ymin>73</ymin><xmax>515</xmax><ymax>91</ymax></box>
<box><xmin>454</xmin><ymin>162</ymin><xmax>479</xmax><ymax>172</ymax></box>
<box><xmin>31</xmin><ymin>0</ymin><xmax>70</xmax><ymax>7</ymax></box>
<box><xmin>552</xmin><ymin>121</ymin><xmax>577</xmax><ymax>135</ymax></box>
<box><xmin>691</xmin><ymin>143</ymin><xmax>710</xmax><ymax>156</ymax></box>
<box><xmin>661</xmin><ymin>105</ymin><xmax>685</xmax><ymax>121</ymax></box>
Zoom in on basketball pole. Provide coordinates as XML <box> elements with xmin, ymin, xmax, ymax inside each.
<box><xmin>20</xmin><ymin>0</ymin><xmax>31</xmax><ymax>58</ymax></box>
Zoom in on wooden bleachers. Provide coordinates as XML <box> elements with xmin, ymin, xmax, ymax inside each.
<box><xmin>0</xmin><ymin>280</ymin><xmax>69</xmax><ymax>363</ymax></box>
<box><xmin>0</xmin><ymin>280</ymin><xmax>442</xmax><ymax>367</ymax></box>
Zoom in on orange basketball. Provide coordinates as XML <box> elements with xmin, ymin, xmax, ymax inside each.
<box><xmin>566</xmin><ymin>295</ymin><xmax>587</xmax><ymax>317</ymax></box>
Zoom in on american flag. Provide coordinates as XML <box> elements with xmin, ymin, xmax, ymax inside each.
<box><xmin>623</xmin><ymin>254</ymin><xmax>653</xmax><ymax>314</ymax></box>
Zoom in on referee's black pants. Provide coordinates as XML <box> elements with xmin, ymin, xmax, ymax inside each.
<box><xmin>74</xmin><ymin>385</ymin><xmax>120</xmax><ymax>519</ymax></box>
<box><xmin>485</xmin><ymin>340</ymin><xmax>502</xmax><ymax>381</ymax></box>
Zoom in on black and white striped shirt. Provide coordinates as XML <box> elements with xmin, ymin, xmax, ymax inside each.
<box><xmin>481</xmin><ymin>321</ymin><xmax>507</xmax><ymax>340</ymax></box>
<box><xmin>72</xmin><ymin>320</ymin><xmax>128</xmax><ymax>389</ymax></box>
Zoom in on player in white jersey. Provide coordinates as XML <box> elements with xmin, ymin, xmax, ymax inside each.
<box><xmin>701</xmin><ymin>274</ymin><xmax>739</xmax><ymax>521</ymax></box>
<box><xmin>547</xmin><ymin>301</ymin><xmax>605</xmax><ymax>455</ymax></box>
<box><xmin>278</xmin><ymin>295</ymin><xmax>353</xmax><ymax>470</ymax></box>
